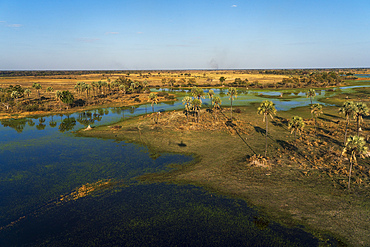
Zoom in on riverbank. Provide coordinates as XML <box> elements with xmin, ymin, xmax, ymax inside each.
<box><xmin>77</xmin><ymin>104</ymin><xmax>370</xmax><ymax>246</ymax></box>
<box><xmin>0</xmin><ymin>92</ymin><xmax>175</xmax><ymax>120</ymax></box>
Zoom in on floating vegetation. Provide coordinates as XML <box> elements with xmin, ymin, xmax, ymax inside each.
<box><xmin>58</xmin><ymin>179</ymin><xmax>122</xmax><ymax>203</ymax></box>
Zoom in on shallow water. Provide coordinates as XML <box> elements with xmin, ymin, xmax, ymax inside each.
<box><xmin>0</xmin><ymin>85</ymin><xmax>359</xmax><ymax>245</ymax></box>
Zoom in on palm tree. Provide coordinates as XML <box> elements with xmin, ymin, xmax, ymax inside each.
<box><xmin>191</xmin><ymin>87</ymin><xmax>205</xmax><ymax>101</ymax></box>
<box><xmin>148</xmin><ymin>93</ymin><xmax>158</xmax><ymax>113</ymax></box>
<box><xmin>339</xmin><ymin>101</ymin><xmax>356</xmax><ymax>146</ymax></box>
<box><xmin>288</xmin><ymin>116</ymin><xmax>305</xmax><ymax>139</ymax></box>
<box><xmin>212</xmin><ymin>96</ymin><xmax>222</xmax><ymax>120</ymax></box>
<box><xmin>55</xmin><ymin>90</ymin><xmax>62</xmax><ymax>110</ymax></box>
<box><xmin>11</xmin><ymin>91</ymin><xmax>20</xmax><ymax>107</ymax></box>
<box><xmin>306</xmin><ymin>89</ymin><xmax>316</xmax><ymax>105</ymax></box>
<box><xmin>257</xmin><ymin>100</ymin><xmax>277</xmax><ymax>157</ymax></box>
<box><xmin>182</xmin><ymin>96</ymin><xmax>192</xmax><ymax>122</ymax></box>
<box><xmin>191</xmin><ymin>98</ymin><xmax>202</xmax><ymax>123</ymax></box>
<box><xmin>354</xmin><ymin>102</ymin><xmax>369</xmax><ymax>136</ymax></box>
<box><xmin>207</xmin><ymin>89</ymin><xmax>214</xmax><ymax>107</ymax></box>
<box><xmin>24</xmin><ymin>89</ymin><xmax>31</xmax><ymax>98</ymax></box>
<box><xmin>32</xmin><ymin>83</ymin><xmax>42</xmax><ymax>99</ymax></box>
<box><xmin>311</xmin><ymin>103</ymin><xmax>323</xmax><ymax>134</ymax></box>
<box><xmin>227</xmin><ymin>87</ymin><xmax>238</xmax><ymax>120</ymax></box>
<box><xmin>306</xmin><ymin>88</ymin><xmax>316</xmax><ymax>119</ymax></box>
<box><xmin>342</xmin><ymin>135</ymin><xmax>368</xmax><ymax>189</ymax></box>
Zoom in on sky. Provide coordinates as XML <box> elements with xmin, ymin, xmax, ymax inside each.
<box><xmin>1</xmin><ymin>0</ymin><xmax>370</xmax><ymax>70</ymax></box>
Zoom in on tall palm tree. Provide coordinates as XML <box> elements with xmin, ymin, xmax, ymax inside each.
<box><xmin>182</xmin><ymin>96</ymin><xmax>192</xmax><ymax>122</ymax></box>
<box><xmin>339</xmin><ymin>101</ymin><xmax>356</xmax><ymax>146</ymax></box>
<box><xmin>306</xmin><ymin>88</ymin><xmax>316</xmax><ymax>105</ymax></box>
<box><xmin>191</xmin><ymin>87</ymin><xmax>205</xmax><ymax>101</ymax></box>
<box><xmin>354</xmin><ymin>102</ymin><xmax>369</xmax><ymax>136</ymax></box>
<box><xmin>306</xmin><ymin>88</ymin><xmax>316</xmax><ymax>119</ymax></box>
<box><xmin>212</xmin><ymin>96</ymin><xmax>222</xmax><ymax>120</ymax></box>
<box><xmin>227</xmin><ymin>87</ymin><xmax>238</xmax><ymax>120</ymax></box>
<box><xmin>311</xmin><ymin>103</ymin><xmax>323</xmax><ymax>134</ymax></box>
<box><xmin>342</xmin><ymin>135</ymin><xmax>368</xmax><ymax>189</ymax></box>
<box><xmin>288</xmin><ymin>116</ymin><xmax>305</xmax><ymax>139</ymax></box>
<box><xmin>148</xmin><ymin>93</ymin><xmax>158</xmax><ymax>113</ymax></box>
<box><xmin>257</xmin><ymin>100</ymin><xmax>277</xmax><ymax>157</ymax></box>
<box><xmin>207</xmin><ymin>89</ymin><xmax>214</xmax><ymax>107</ymax></box>
<box><xmin>32</xmin><ymin>83</ymin><xmax>42</xmax><ymax>99</ymax></box>
<box><xmin>191</xmin><ymin>98</ymin><xmax>202</xmax><ymax>123</ymax></box>
<box><xmin>24</xmin><ymin>89</ymin><xmax>31</xmax><ymax>98</ymax></box>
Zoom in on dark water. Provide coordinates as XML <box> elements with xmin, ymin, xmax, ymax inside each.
<box><xmin>0</xmin><ymin>87</ymin><xmax>350</xmax><ymax>246</ymax></box>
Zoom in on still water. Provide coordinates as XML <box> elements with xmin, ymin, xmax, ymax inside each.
<box><xmin>0</xmin><ymin>86</ymin><xmax>357</xmax><ymax>246</ymax></box>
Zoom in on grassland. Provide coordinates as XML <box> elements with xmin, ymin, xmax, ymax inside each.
<box><xmin>77</xmin><ymin>96</ymin><xmax>370</xmax><ymax>246</ymax></box>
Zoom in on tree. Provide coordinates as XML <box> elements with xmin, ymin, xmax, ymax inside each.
<box><xmin>11</xmin><ymin>91</ymin><xmax>20</xmax><ymax>106</ymax></box>
<box><xmin>306</xmin><ymin>88</ymin><xmax>316</xmax><ymax>118</ymax></box>
<box><xmin>24</xmin><ymin>89</ymin><xmax>31</xmax><ymax>98</ymax></box>
<box><xmin>342</xmin><ymin>135</ymin><xmax>368</xmax><ymax>189</ymax></box>
<box><xmin>207</xmin><ymin>89</ymin><xmax>214</xmax><ymax>107</ymax></box>
<box><xmin>182</xmin><ymin>96</ymin><xmax>192</xmax><ymax>122</ymax></box>
<box><xmin>257</xmin><ymin>100</ymin><xmax>277</xmax><ymax>157</ymax></box>
<box><xmin>288</xmin><ymin>116</ymin><xmax>305</xmax><ymax>139</ymax></box>
<box><xmin>339</xmin><ymin>101</ymin><xmax>356</xmax><ymax>146</ymax></box>
<box><xmin>32</xmin><ymin>83</ymin><xmax>42</xmax><ymax>98</ymax></box>
<box><xmin>212</xmin><ymin>96</ymin><xmax>222</xmax><ymax>120</ymax></box>
<box><xmin>60</xmin><ymin>90</ymin><xmax>74</xmax><ymax>110</ymax></box>
<box><xmin>354</xmin><ymin>102</ymin><xmax>369</xmax><ymax>136</ymax></box>
<box><xmin>311</xmin><ymin>103</ymin><xmax>323</xmax><ymax>134</ymax></box>
<box><xmin>219</xmin><ymin>76</ymin><xmax>226</xmax><ymax>86</ymax></box>
<box><xmin>148</xmin><ymin>93</ymin><xmax>158</xmax><ymax>113</ymax></box>
<box><xmin>227</xmin><ymin>87</ymin><xmax>238</xmax><ymax>120</ymax></box>
<box><xmin>191</xmin><ymin>98</ymin><xmax>202</xmax><ymax>123</ymax></box>
<box><xmin>191</xmin><ymin>87</ymin><xmax>205</xmax><ymax>101</ymax></box>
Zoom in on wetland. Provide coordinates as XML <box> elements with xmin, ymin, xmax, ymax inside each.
<box><xmin>1</xmin><ymin>70</ymin><xmax>370</xmax><ymax>246</ymax></box>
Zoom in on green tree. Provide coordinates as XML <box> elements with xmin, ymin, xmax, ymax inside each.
<box><xmin>32</xmin><ymin>83</ymin><xmax>42</xmax><ymax>98</ymax></box>
<box><xmin>311</xmin><ymin>103</ymin><xmax>323</xmax><ymax>134</ymax></box>
<box><xmin>207</xmin><ymin>89</ymin><xmax>214</xmax><ymax>107</ymax></box>
<box><xmin>339</xmin><ymin>101</ymin><xmax>356</xmax><ymax>146</ymax></box>
<box><xmin>227</xmin><ymin>87</ymin><xmax>237</xmax><ymax>120</ymax></box>
<box><xmin>60</xmin><ymin>90</ymin><xmax>74</xmax><ymax>110</ymax></box>
<box><xmin>24</xmin><ymin>89</ymin><xmax>31</xmax><ymax>98</ymax></box>
<box><xmin>257</xmin><ymin>100</ymin><xmax>277</xmax><ymax>157</ymax></box>
<box><xmin>354</xmin><ymin>102</ymin><xmax>369</xmax><ymax>136</ymax></box>
<box><xmin>306</xmin><ymin>88</ymin><xmax>316</xmax><ymax>118</ymax></box>
<box><xmin>212</xmin><ymin>96</ymin><xmax>222</xmax><ymax>120</ymax></box>
<box><xmin>191</xmin><ymin>87</ymin><xmax>205</xmax><ymax>101</ymax></box>
<box><xmin>182</xmin><ymin>96</ymin><xmax>192</xmax><ymax>122</ymax></box>
<box><xmin>219</xmin><ymin>76</ymin><xmax>226</xmax><ymax>86</ymax></box>
<box><xmin>342</xmin><ymin>135</ymin><xmax>368</xmax><ymax>189</ymax></box>
<box><xmin>288</xmin><ymin>116</ymin><xmax>305</xmax><ymax>139</ymax></box>
<box><xmin>148</xmin><ymin>93</ymin><xmax>158</xmax><ymax>113</ymax></box>
<box><xmin>191</xmin><ymin>98</ymin><xmax>202</xmax><ymax>123</ymax></box>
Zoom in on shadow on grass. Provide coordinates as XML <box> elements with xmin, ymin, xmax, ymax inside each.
<box><xmin>254</xmin><ymin>126</ymin><xmax>266</xmax><ymax>135</ymax></box>
<box><xmin>317</xmin><ymin>133</ymin><xmax>342</xmax><ymax>146</ymax></box>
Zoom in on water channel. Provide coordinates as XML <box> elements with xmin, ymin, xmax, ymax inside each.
<box><xmin>1</xmin><ymin>85</ymin><xmax>368</xmax><ymax>246</ymax></box>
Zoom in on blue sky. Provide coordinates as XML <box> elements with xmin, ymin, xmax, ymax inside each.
<box><xmin>1</xmin><ymin>0</ymin><xmax>369</xmax><ymax>70</ymax></box>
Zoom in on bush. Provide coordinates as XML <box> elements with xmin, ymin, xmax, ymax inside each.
<box><xmin>25</xmin><ymin>104</ymin><xmax>39</xmax><ymax>111</ymax></box>
<box><xmin>134</xmin><ymin>98</ymin><xmax>141</xmax><ymax>102</ymax></box>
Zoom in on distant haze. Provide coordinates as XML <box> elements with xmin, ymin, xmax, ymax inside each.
<box><xmin>1</xmin><ymin>0</ymin><xmax>369</xmax><ymax>70</ymax></box>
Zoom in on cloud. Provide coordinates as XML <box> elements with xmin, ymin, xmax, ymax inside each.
<box><xmin>8</xmin><ymin>24</ymin><xmax>22</xmax><ymax>28</ymax></box>
<box><xmin>105</xmin><ymin>32</ymin><xmax>119</xmax><ymax>35</ymax></box>
<box><xmin>0</xmin><ymin>21</ymin><xmax>22</xmax><ymax>28</ymax></box>
<box><xmin>76</xmin><ymin>38</ymin><xmax>100</xmax><ymax>43</ymax></box>
<box><xmin>231</xmin><ymin>5</ymin><xmax>237</xmax><ymax>7</ymax></box>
